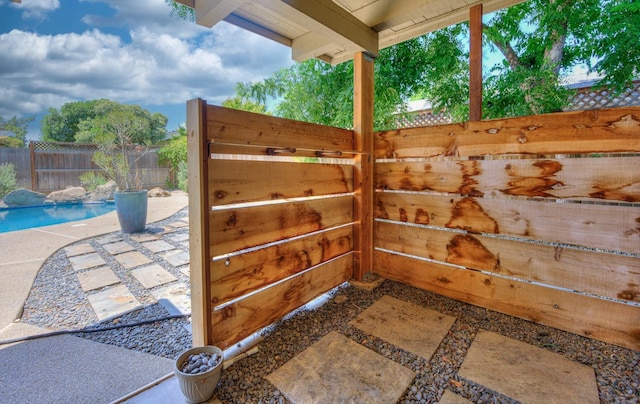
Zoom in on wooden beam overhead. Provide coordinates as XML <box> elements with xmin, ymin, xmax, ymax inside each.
<box><xmin>292</xmin><ymin>32</ymin><xmax>340</xmax><ymax>62</ymax></box>
<box><xmin>195</xmin><ymin>0</ymin><xmax>245</xmax><ymax>27</ymax></box>
<box><xmin>224</xmin><ymin>13</ymin><xmax>292</xmax><ymax>47</ymax></box>
<box><xmin>280</xmin><ymin>0</ymin><xmax>379</xmax><ymax>58</ymax></box>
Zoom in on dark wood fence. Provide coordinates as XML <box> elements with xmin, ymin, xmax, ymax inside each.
<box><xmin>28</xmin><ymin>141</ymin><xmax>170</xmax><ymax>193</ymax></box>
<box><xmin>0</xmin><ymin>147</ymin><xmax>31</xmax><ymax>188</ymax></box>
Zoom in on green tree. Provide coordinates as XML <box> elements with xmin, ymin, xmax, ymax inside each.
<box><xmin>0</xmin><ymin>115</ymin><xmax>35</xmax><ymax>147</ymax></box>
<box><xmin>42</xmin><ymin>99</ymin><xmax>168</xmax><ymax>144</ymax></box>
<box><xmin>158</xmin><ymin>126</ymin><xmax>188</xmax><ymax>188</ymax></box>
<box><xmin>222</xmin><ymin>94</ymin><xmax>268</xmax><ymax>114</ymax></box>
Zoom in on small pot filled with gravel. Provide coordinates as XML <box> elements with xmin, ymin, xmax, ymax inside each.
<box><xmin>174</xmin><ymin>346</ymin><xmax>224</xmax><ymax>403</ymax></box>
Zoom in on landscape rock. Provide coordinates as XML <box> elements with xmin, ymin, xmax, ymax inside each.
<box><xmin>148</xmin><ymin>187</ymin><xmax>171</xmax><ymax>198</ymax></box>
<box><xmin>0</xmin><ymin>201</ymin><xmax>7</xmax><ymax>208</ymax></box>
<box><xmin>2</xmin><ymin>188</ymin><xmax>46</xmax><ymax>206</ymax></box>
<box><xmin>90</xmin><ymin>181</ymin><xmax>117</xmax><ymax>201</ymax></box>
<box><xmin>47</xmin><ymin>186</ymin><xmax>87</xmax><ymax>203</ymax></box>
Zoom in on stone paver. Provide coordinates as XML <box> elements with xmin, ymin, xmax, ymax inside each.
<box><xmin>350</xmin><ymin>295</ymin><xmax>455</xmax><ymax>361</ymax></box>
<box><xmin>114</xmin><ymin>251</ymin><xmax>152</xmax><ymax>269</ymax></box>
<box><xmin>142</xmin><ymin>240</ymin><xmax>174</xmax><ymax>253</ymax></box>
<box><xmin>151</xmin><ymin>283</ymin><xmax>190</xmax><ymax>315</ymax></box>
<box><xmin>166</xmin><ymin>232</ymin><xmax>189</xmax><ymax>243</ymax></box>
<box><xmin>131</xmin><ymin>264</ymin><xmax>177</xmax><ymax>289</ymax></box>
<box><xmin>267</xmin><ymin>331</ymin><xmax>414</xmax><ymax>404</ymax></box>
<box><xmin>438</xmin><ymin>390</ymin><xmax>472</xmax><ymax>404</ymax></box>
<box><xmin>87</xmin><ymin>284</ymin><xmax>142</xmax><ymax>321</ymax></box>
<box><xmin>160</xmin><ymin>249</ymin><xmax>190</xmax><ymax>267</ymax></box>
<box><xmin>129</xmin><ymin>234</ymin><xmax>159</xmax><ymax>243</ymax></box>
<box><xmin>65</xmin><ymin>243</ymin><xmax>95</xmax><ymax>257</ymax></box>
<box><xmin>69</xmin><ymin>253</ymin><xmax>106</xmax><ymax>271</ymax></box>
<box><xmin>459</xmin><ymin>331</ymin><xmax>599</xmax><ymax>404</ymax></box>
<box><xmin>168</xmin><ymin>220</ymin><xmax>188</xmax><ymax>228</ymax></box>
<box><xmin>77</xmin><ymin>267</ymin><xmax>120</xmax><ymax>291</ymax></box>
<box><xmin>96</xmin><ymin>234</ymin><xmax>122</xmax><ymax>245</ymax></box>
<box><xmin>103</xmin><ymin>241</ymin><xmax>135</xmax><ymax>255</ymax></box>
<box><xmin>179</xmin><ymin>266</ymin><xmax>190</xmax><ymax>277</ymax></box>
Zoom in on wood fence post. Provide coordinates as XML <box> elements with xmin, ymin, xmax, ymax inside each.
<box><xmin>469</xmin><ymin>4</ymin><xmax>483</xmax><ymax>121</ymax></box>
<box><xmin>29</xmin><ymin>141</ymin><xmax>37</xmax><ymax>191</ymax></box>
<box><xmin>353</xmin><ymin>52</ymin><xmax>374</xmax><ymax>281</ymax></box>
<box><xmin>186</xmin><ymin>98</ymin><xmax>212</xmax><ymax>346</ymax></box>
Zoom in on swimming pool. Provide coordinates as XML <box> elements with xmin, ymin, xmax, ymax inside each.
<box><xmin>0</xmin><ymin>203</ymin><xmax>116</xmax><ymax>233</ymax></box>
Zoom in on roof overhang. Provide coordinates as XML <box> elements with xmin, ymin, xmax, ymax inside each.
<box><xmin>175</xmin><ymin>0</ymin><xmax>527</xmax><ymax>65</ymax></box>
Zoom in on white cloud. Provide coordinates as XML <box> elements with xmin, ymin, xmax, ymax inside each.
<box><xmin>10</xmin><ymin>0</ymin><xmax>60</xmax><ymax>19</ymax></box>
<box><xmin>0</xmin><ymin>0</ymin><xmax>293</xmax><ymax>125</ymax></box>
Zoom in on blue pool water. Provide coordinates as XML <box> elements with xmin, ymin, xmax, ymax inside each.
<box><xmin>0</xmin><ymin>203</ymin><xmax>116</xmax><ymax>233</ymax></box>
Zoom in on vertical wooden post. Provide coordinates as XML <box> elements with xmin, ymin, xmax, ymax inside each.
<box><xmin>353</xmin><ymin>52</ymin><xmax>374</xmax><ymax>281</ymax></box>
<box><xmin>186</xmin><ymin>98</ymin><xmax>212</xmax><ymax>347</ymax></box>
<box><xmin>469</xmin><ymin>4</ymin><xmax>483</xmax><ymax>121</ymax></box>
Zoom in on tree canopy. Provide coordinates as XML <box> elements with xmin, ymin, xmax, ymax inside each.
<box><xmin>41</xmin><ymin>99</ymin><xmax>168</xmax><ymax>144</ymax></box>
<box><xmin>208</xmin><ymin>0</ymin><xmax>639</xmax><ymax>126</ymax></box>
<box><xmin>0</xmin><ymin>115</ymin><xmax>35</xmax><ymax>147</ymax></box>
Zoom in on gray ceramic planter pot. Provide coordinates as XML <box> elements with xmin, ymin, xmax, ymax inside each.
<box><xmin>174</xmin><ymin>346</ymin><xmax>224</xmax><ymax>403</ymax></box>
<box><xmin>114</xmin><ymin>190</ymin><xmax>148</xmax><ymax>233</ymax></box>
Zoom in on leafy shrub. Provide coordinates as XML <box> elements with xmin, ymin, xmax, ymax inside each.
<box><xmin>79</xmin><ymin>171</ymin><xmax>108</xmax><ymax>192</ymax></box>
<box><xmin>177</xmin><ymin>160</ymin><xmax>188</xmax><ymax>192</ymax></box>
<box><xmin>158</xmin><ymin>129</ymin><xmax>187</xmax><ymax>188</ymax></box>
<box><xmin>0</xmin><ymin>163</ymin><xmax>17</xmax><ymax>199</ymax></box>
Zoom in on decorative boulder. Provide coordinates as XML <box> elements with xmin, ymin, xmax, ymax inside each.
<box><xmin>148</xmin><ymin>187</ymin><xmax>171</xmax><ymax>197</ymax></box>
<box><xmin>90</xmin><ymin>181</ymin><xmax>117</xmax><ymax>202</ymax></box>
<box><xmin>2</xmin><ymin>189</ymin><xmax>47</xmax><ymax>207</ymax></box>
<box><xmin>47</xmin><ymin>187</ymin><xmax>87</xmax><ymax>203</ymax></box>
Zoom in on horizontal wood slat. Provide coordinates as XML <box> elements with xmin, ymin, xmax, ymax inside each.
<box><xmin>209</xmin><ymin>143</ymin><xmax>354</xmax><ymax>159</ymax></box>
<box><xmin>211</xmin><ymin>226</ymin><xmax>353</xmax><ymax>306</ymax></box>
<box><xmin>208</xmin><ymin>159</ymin><xmax>353</xmax><ymax>206</ymax></box>
<box><xmin>375</xmin><ymin>156</ymin><xmax>640</xmax><ymax>202</ymax></box>
<box><xmin>375</xmin><ymin>107</ymin><xmax>640</xmax><ymax>159</ymax></box>
<box><xmin>211</xmin><ymin>253</ymin><xmax>352</xmax><ymax>348</ymax></box>
<box><xmin>374</xmin><ymin>250</ymin><xmax>640</xmax><ymax>351</ymax></box>
<box><xmin>375</xmin><ymin>221</ymin><xmax>640</xmax><ymax>303</ymax></box>
<box><xmin>375</xmin><ymin>193</ymin><xmax>640</xmax><ymax>254</ymax></box>
<box><xmin>210</xmin><ymin>195</ymin><xmax>354</xmax><ymax>256</ymax></box>
<box><xmin>206</xmin><ymin>105</ymin><xmax>354</xmax><ymax>151</ymax></box>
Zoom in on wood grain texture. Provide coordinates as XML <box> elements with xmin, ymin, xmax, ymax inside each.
<box><xmin>374</xmin><ymin>250</ymin><xmax>640</xmax><ymax>351</ymax></box>
<box><xmin>208</xmin><ymin>159</ymin><xmax>353</xmax><ymax>206</ymax></box>
<box><xmin>206</xmin><ymin>104</ymin><xmax>354</xmax><ymax>150</ymax></box>
<box><xmin>210</xmin><ymin>195</ymin><xmax>354</xmax><ymax>256</ymax></box>
<box><xmin>375</xmin><ymin>107</ymin><xmax>640</xmax><ymax>159</ymax></box>
<box><xmin>211</xmin><ymin>226</ymin><xmax>353</xmax><ymax>306</ymax></box>
<box><xmin>375</xmin><ymin>221</ymin><xmax>640</xmax><ymax>302</ymax></box>
<box><xmin>375</xmin><ymin>193</ymin><xmax>640</xmax><ymax>254</ymax></box>
<box><xmin>186</xmin><ymin>98</ymin><xmax>212</xmax><ymax>346</ymax></box>
<box><xmin>211</xmin><ymin>253</ymin><xmax>352</xmax><ymax>348</ymax></box>
<box><xmin>375</xmin><ymin>156</ymin><xmax>640</xmax><ymax>202</ymax></box>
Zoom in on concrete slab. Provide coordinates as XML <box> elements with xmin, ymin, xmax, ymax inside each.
<box><xmin>0</xmin><ymin>334</ymin><xmax>173</xmax><ymax>404</ymax></box>
<box><xmin>131</xmin><ymin>264</ymin><xmax>177</xmax><ymax>289</ymax></box>
<box><xmin>160</xmin><ymin>249</ymin><xmax>190</xmax><ymax>267</ymax></box>
<box><xmin>121</xmin><ymin>374</ymin><xmax>222</xmax><ymax>404</ymax></box>
<box><xmin>77</xmin><ymin>267</ymin><xmax>120</xmax><ymax>291</ymax></box>
<box><xmin>459</xmin><ymin>331</ymin><xmax>599</xmax><ymax>404</ymax></box>
<box><xmin>69</xmin><ymin>252</ymin><xmax>106</xmax><ymax>271</ymax></box>
<box><xmin>267</xmin><ymin>331</ymin><xmax>414</xmax><ymax>404</ymax></box>
<box><xmin>168</xmin><ymin>220</ymin><xmax>188</xmax><ymax>228</ymax></box>
<box><xmin>151</xmin><ymin>284</ymin><xmax>191</xmax><ymax>316</ymax></box>
<box><xmin>179</xmin><ymin>266</ymin><xmax>190</xmax><ymax>277</ymax></box>
<box><xmin>103</xmin><ymin>240</ymin><xmax>135</xmax><ymax>255</ymax></box>
<box><xmin>65</xmin><ymin>243</ymin><xmax>95</xmax><ymax>257</ymax></box>
<box><xmin>142</xmin><ymin>240</ymin><xmax>175</xmax><ymax>253</ymax></box>
<box><xmin>87</xmin><ymin>284</ymin><xmax>143</xmax><ymax>321</ymax></box>
<box><xmin>350</xmin><ymin>295</ymin><xmax>456</xmax><ymax>360</ymax></box>
<box><xmin>114</xmin><ymin>251</ymin><xmax>152</xmax><ymax>269</ymax></box>
<box><xmin>438</xmin><ymin>390</ymin><xmax>472</xmax><ymax>404</ymax></box>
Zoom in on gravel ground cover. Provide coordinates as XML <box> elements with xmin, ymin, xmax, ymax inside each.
<box><xmin>19</xmin><ymin>208</ymin><xmax>639</xmax><ymax>403</ymax></box>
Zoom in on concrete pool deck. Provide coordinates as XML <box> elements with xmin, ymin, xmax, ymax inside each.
<box><xmin>0</xmin><ymin>190</ymin><xmax>188</xmax><ymax>332</ymax></box>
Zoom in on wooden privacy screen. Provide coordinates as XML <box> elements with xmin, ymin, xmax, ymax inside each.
<box><xmin>373</xmin><ymin>107</ymin><xmax>640</xmax><ymax>351</ymax></box>
<box><xmin>187</xmin><ymin>100</ymin><xmax>355</xmax><ymax>348</ymax></box>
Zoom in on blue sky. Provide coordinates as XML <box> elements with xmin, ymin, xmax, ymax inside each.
<box><xmin>0</xmin><ymin>0</ymin><xmax>293</xmax><ymax>140</ymax></box>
